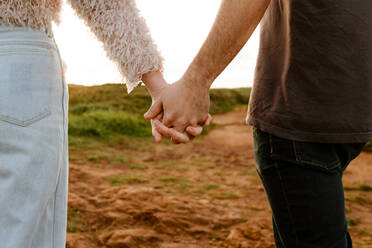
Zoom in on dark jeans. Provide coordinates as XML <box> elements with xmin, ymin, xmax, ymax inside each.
<box><xmin>253</xmin><ymin>127</ymin><xmax>366</xmax><ymax>248</ymax></box>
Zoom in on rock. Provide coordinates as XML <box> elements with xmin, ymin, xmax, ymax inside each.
<box><xmin>98</xmin><ymin>228</ymin><xmax>161</xmax><ymax>248</ymax></box>
<box><xmin>66</xmin><ymin>233</ymin><xmax>92</xmax><ymax>248</ymax></box>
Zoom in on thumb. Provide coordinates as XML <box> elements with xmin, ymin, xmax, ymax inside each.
<box><xmin>144</xmin><ymin>100</ymin><xmax>163</xmax><ymax>120</ymax></box>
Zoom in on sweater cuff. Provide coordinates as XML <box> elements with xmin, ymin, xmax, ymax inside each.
<box><xmin>123</xmin><ymin>61</ymin><xmax>163</xmax><ymax>93</ymax></box>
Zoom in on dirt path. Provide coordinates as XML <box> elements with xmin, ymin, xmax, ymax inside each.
<box><xmin>66</xmin><ymin>107</ymin><xmax>372</xmax><ymax>248</ymax></box>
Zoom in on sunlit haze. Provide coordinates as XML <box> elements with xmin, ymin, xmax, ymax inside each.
<box><xmin>53</xmin><ymin>0</ymin><xmax>260</xmax><ymax>89</ymax></box>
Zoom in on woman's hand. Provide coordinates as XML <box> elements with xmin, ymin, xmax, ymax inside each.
<box><xmin>142</xmin><ymin>70</ymin><xmax>171</xmax><ymax>143</ymax></box>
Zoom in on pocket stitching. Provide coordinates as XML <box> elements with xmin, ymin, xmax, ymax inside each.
<box><xmin>293</xmin><ymin>141</ymin><xmax>341</xmax><ymax>171</ymax></box>
<box><xmin>0</xmin><ymin>51</ymin><xmax>51</xmax><ymax>56</ymax></box>
<box><xmin>0</xmin><ymin>109</ymin><xmax>51</xmax><ymax>127</ymax></box>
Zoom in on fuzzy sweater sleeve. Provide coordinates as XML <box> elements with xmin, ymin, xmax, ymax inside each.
<box><xmin>67</xmin><ymin>0</ymin><xmax>163</xmax><ymax>92</ymax></box>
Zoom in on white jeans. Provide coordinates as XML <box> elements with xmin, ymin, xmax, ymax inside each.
<box><xmin>0</xmin><ymin>27</ymin><xmax>68</xmax><ymax>248</ymax></box>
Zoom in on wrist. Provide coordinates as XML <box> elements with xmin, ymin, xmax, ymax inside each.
<box><xmin>181</xmin><ymin>66</ymin><xmax>212</xmax><ymax>93</ymax></box>
<box><xmin>142</xmin><ymin>70</ymin><xmax>168</xmax><ymax>100</ymax></box>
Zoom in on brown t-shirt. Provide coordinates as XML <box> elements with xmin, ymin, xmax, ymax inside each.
<box><xmin>247</xmin><ymin>0</ymin><xmax>372</xmax><ymax>143</ymax></box>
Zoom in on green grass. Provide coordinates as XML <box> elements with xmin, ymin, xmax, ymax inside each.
<box><xmin>214</xmin><ymin>171</ymin><xmax>232</xmax><ymax>177</ymax></box>
<box><xmin>153</xmin><ymin>161</ymin><xmax>189</xmax><ymax>171</ymax></box>
<box><xmin>107</xmin><ymin>174</ymin><xmax>148</xmax><ymax>186</ymax></box>
<box><xmin>68</xmin><ymin>136</ymin><xmax>130</xmax><ymax>165</ymax></box>
<box><xmin>69</xmin><ymin>85</ymin><xmax>154</xmax><ymax>141</ymax></box>
<box><xmin>210</xmin><ymin>191</ymin><xmax>240</xmax><ymax>200</ymax></box>
<box><xmin>202</xmin><ymin>183</ymin><xmax>220</xmax><ymax>191</ymax></box>
<box><xmin>157</xmin><ymin>177</ymin><xmax>189</xmax><ymax>191</ymax></box>
<box><xmin>344</xmin><ymin>184</ymin><xmax>372</xmax><ymax>192</ymax></box>
<box><xmin>129</xmin><ymin>163</ymin><xmax>149</xmax><ymax>170</ymax></box>
<box><xmin>209</xmin><ymin>88</ymin><xmax>251</xmax><ymax>115</ymax></box>
<box><xmin>358</xmin><ymin>229</ymin><xmax>372</xmax><ymax>237</ymax></box>
<box><xmin>69</xmin><ymin>84</ymin><xmax>152</xmax><ymax>114</ymax></box>
<box><xmin>69</xmin><ymin>110</ymin><xmax>152</xmax><ymax>138</ymax></box>
<box><xmin>346</xmin><ymin>194</ymin><xmax>372</xmax><ymax>205</ymax></box>
<box><xmin>86</xmin><ymin>152</ymin><xmax>111</xmax><ymax>163</ymax></box>
<box><xmin>68</xmin><ymin>84</ymin><xmax>251</xmax><ymax>141</ymax></box>
<box><xmin>158</xmin><ymin>176</ymin><xmax>188</xmax><ymax>184</ymax></box>
<box><xmin>247</xmin><ymin>206</ymin><xmax>264</xmax><ymax>211</ymax></box>
<box><xmin>239</xmin><ymin>169</ymin><xmax>257</xmax><ymax>177</ymax></box>
<box><xmin>347</xmin><ymin>217</ymin><xmax>358</xmax><ymax>227</ymax></box>
<box><xmin>364</xmin><ymin>142</ymin><xmax>372</xmax><ymax>153</ymax></box>
<box><xmin>67</xmin><ymin>207</ymin><xmax>86</xmax><ymax>233</ymax></box>
<box><xmin>67</xmin><ymin>84</ymin><xmax>251</xmax><ymax>162</ymax></box>
<box><xmin>154</xmin><ymin>161</ymin><xmax>179</xmax><ymax>170</ymax></box>
<box><xmin>359</xmin><ymin>184</ymin><xmax>372</xmax><ymax>191</ymax></box>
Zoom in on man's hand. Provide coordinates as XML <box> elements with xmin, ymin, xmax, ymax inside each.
<box><xmin>142</xmin><ymin>70</ymin><xmax>205</xmax><ymax>143</ymax></box>
<box><xmin>144</xmin><ymin>78</ymin><xmax>211</xmax><ymax>133</ymax></box>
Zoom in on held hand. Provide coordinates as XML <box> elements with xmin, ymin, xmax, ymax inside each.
<box><xmin>150</xmin><ymin>110</ymin><xmax>192</xmax><ymax>144</ymax></box>
<box><xmin>151</xmin><ymin>112</ymin><xmax>212</xmax><ymax>144</ymax></box>
<box><xmin>144</xmin><ymin>78</ymin><xmax>210</xmax><ymax>133</ymax></box>
<box><xmin>142</xmin><ymin>71</ymin><xmax>204</xmax><ymax>143</ymax></box>
<box><xmin>142</xmin><ymin>70</ymin><xmax>169</xmax><ymax>143</ymax></box>
<box><xmin>152</xmin><ymin>113</ymin><xmax>212</xmax><ymax>144</ymax></box>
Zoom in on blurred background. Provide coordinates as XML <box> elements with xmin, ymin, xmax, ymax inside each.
<box><xmin>53</xmin><ymin>0</ymin><xmax>260</xmax><ymax>88</ymax></box>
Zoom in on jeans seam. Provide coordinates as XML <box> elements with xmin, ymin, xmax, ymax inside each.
<box><xmin>256</xmin><ymin>167</ymin><xmax>287</xmax><ymax>247</ymax></box>
<box><xmin>52</xmin><ymin>184</ymin><xmax>58</xmax><ymax>248</ymax></box>
<box><xmin>51</xmin><ymin>38</ymin><xmax>65</xmax><ymax>248</ymax></box>
<box><xmin>271</xmin><ymin>205</ymin><xmax>286</xmax><ymax>247</ymax></box>
<box><xmin>274</xmin><ymin>161</ymin><xmax>299</xmax><ymax>247</ymax></box>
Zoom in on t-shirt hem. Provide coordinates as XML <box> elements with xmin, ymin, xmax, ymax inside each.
<box><xmin>246</xmin><ymin>116</ymin><xmax>372</xmax><ymax>143</ymax></box>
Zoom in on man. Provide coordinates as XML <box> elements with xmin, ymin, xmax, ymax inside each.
<box><xmin>145</xmin><ymin>0</ymin><xmax>372</xmax><ymax>247</ymax></box>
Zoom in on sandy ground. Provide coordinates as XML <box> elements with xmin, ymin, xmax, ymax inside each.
<box><xmin>66</xmin><ymin>107</ymin><xmax>372</xmax><ymax>248</ymax></box>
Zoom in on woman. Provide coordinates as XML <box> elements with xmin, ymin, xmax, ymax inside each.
<box><xmin>0</xmin><ymin>1</ymin><xmax>173</xmax><ymax>247</ymax></box>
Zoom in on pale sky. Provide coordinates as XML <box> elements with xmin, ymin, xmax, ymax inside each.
<box><xmin>53</xmin><ymin>0</ymin><xmax>260</xmax><ymax>89</ymax></box>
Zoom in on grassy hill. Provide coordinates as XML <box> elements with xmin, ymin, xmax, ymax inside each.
<box><xmin>67</xmin><ymin>84</ymin><xmax>252</xmax><ymax>163</ymax></box>
<box><xmin>68</xmin><ymin>84</ymin><xmax>251</xmax><ymax>139</ymax></box>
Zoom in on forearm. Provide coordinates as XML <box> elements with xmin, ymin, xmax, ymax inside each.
<box><xmin>183</xmin><ymin>0</ymin><xmax>270</xmax><ymax>90</ymax></box>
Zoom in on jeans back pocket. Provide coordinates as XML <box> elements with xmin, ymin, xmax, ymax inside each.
<box><xmin>293</xmin><ymin>141</ymin><xmax>342</xmax><ymax>172</ymax></box>
<box><xmin>0</xmin><ymin>42</ymin><xmax>57</xmax><ymax>127</ymax></box>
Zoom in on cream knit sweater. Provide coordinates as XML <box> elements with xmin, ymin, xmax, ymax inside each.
<box><xmin>0</xmin><ymin>0</ymin><xmax>163</xmax><ymax>92</ymax></box>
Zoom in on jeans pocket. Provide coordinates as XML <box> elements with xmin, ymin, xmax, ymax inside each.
<box><xmin>293</xmin><ymin>141</ymin><xmax>342</xmax><ymax>172</ymax></box>
<box><xmin>0</xmin><ymin>42</ymin><xmax>58</xmax><ymax>127</ymax></box>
